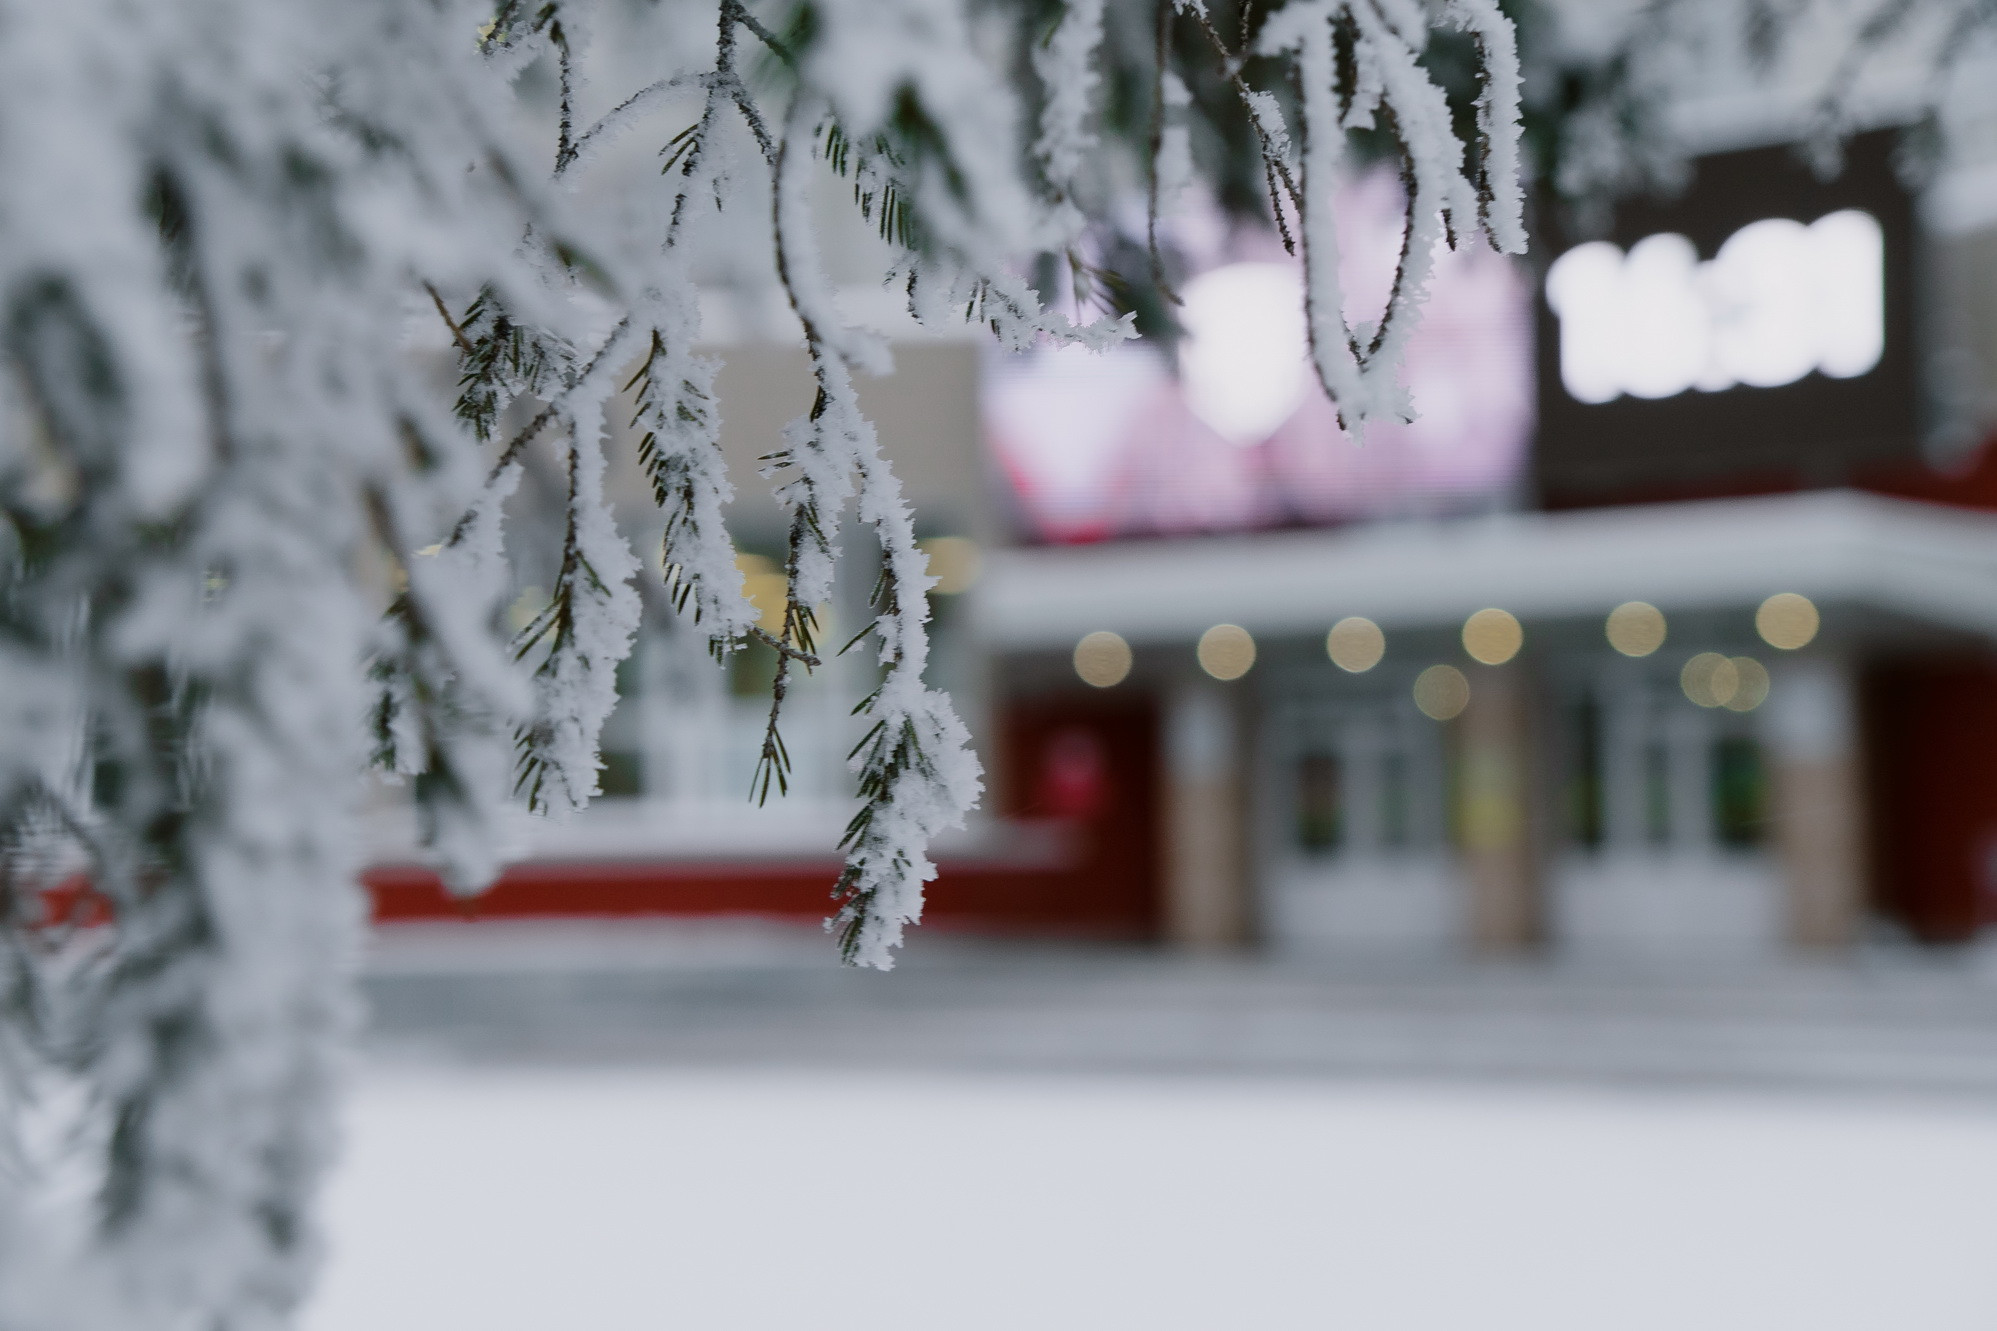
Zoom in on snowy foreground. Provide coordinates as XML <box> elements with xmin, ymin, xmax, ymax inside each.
<box><xmin>307</xmin><ymin>1067</ymin><xmax>1997</xmax><ymax>1331</ymax></box>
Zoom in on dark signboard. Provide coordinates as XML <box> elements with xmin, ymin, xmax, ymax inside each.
<box><xmin>1533</xmin><ymin>130</ymin><xmax>1919</xmax><ymax>507</ymax></box>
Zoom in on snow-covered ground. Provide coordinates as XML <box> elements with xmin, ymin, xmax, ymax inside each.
<box><xmin>307</xmin><ymin>1066</ymin><xmax>1997</xmax><ymax>1331</ymax></box>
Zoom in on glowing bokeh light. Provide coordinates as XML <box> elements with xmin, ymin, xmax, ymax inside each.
<box><xmin>1197</xmin><ymin>624</ymin><xmax>1256</xmax><ymax>681</ymax></box>
<box><xmin>1413</xmin><ymin>665</ymin><xmax>1471</xmax><ymax>721</ymax></box>
<box><xmin>981</xmin><ymin>168</ymin><xmax>1534</xmax><ymax>544</ymax></box>
<box><xmin>735</xmin><ymin>553</ymin><xmax>788</xmax><ymax>635</ymax></box>
<box><xmin>1326</xmin><ymin>617</ymin><xmax>1386</xmax><ymax>673</ymax></box>
<box><xmin>1756</xmin><ymin>593</ymin><xmax>1820</xmax><ymax>650</ymax></box>
<box><xmin>918</xmin><ymin>536</ymin><xmax>982</xmax><ymax>595</ymax></box>
<box><xmin>1725</xmin><ymin>657</ymin><xmax>1771</xmax><ymax>712</ymax></box>
<box><xmin>1178</xmin><ymin>263</ymin><xmax>1310</xmax><ymax>446</ymax></box>
<box><xmin>1073</xmin><ymin>631</ymin><xmax>1133</xmax><ymax>688</ymax></box>
<box><xmin>1462</xmin><ymin>608</ymin><xmax>1523</xmax><ymax>666</ymax></box>
<box><xmin>1605</xmin><ymin>601</ymin><xmax>1667</xmax><ymax>657</ymax></box>
<box><xmin>1681</xmin><ymin>652</ymin><xmax>1739</xmax><ymax>708</ymax></box>
<box><xmin>1545</xmin><ymin>210</ymin><xmax>1884</xmax><ymax>403</ymax></box>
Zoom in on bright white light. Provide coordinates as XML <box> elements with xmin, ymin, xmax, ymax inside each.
<box><xmin>1178</xmin><ymin>262</ymin><xmax>1309</xmax><ymax>445</ymax></box>
<box><xmin>1545</xmin><ymin>210</ymin><xmax>1885</xmax><ymax>403</ymax></box>
<box><xmin>1542</xmin><ymin>241</ymin><xmax>1624</xmax><ymax>405</ymax></box>
<box><xmin>1811</xmin><ymin>209</ymin><xmax>1885</xmax><ymax>377</ymax></box>
<box><xmin>1707</xmin><ymin>218</ymin><xmax>1818</xmax><ymax>388</ymax></box>
<box><xmin>1620</xmin><ymin>233</ymin><xmax>1709</xmax><ymax>399</ymax></box>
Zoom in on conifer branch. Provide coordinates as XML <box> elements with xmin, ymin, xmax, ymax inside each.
<box><xmin>424</xmin><ymin>281</ymin><xmax>479</xmax><ymax>357</ymax></box>
<box><xmin>443</xmin><ymin>313</ymin><xmax>632</xmax><ymax>547</ymax></box>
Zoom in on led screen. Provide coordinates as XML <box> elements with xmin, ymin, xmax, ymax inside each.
<box><xmin>1546</xmin><ymin>210</ymin><xmax>1884</xmax><ymax>402</ymax></box>
<box><xmin>1533</xmin><ymin>129</ymin><xmax>1919</xmax><ymax>507</ymax></box>
<box><xmin>983</xmin><ymin>168</ymin><xmax>1535</xmax><ymax>545</ymax></box>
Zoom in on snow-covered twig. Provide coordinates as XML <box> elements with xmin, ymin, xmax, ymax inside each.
<box><xmin>0</xmin><ymin>1</ymin><xmax>1528</xmax><ymax>1323</ymax></box>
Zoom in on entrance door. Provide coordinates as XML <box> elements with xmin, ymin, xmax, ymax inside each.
<box><xmin>1866</xmin><ymin>658</ymin><xmax>1997</xmax><ymax>942</ymax></box>
<box><xmin>924</xmin><ymin>696</ymin><xmax>1161</xmax><ymax>937</ymax></box>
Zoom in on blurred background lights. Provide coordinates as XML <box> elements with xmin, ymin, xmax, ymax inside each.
<box><xmin>735</xmin><ymin>553</ymin><xmax>788</xmax><ymax>635</ymax></box>
<box><xmin>1072</xmin><ymin>631</ymin><xmax>1132</xmax><ymax>689</ymax></box>
<box><xmin>1618</xmin><ymin>233</ymin><xmax>1708</xmax><ymax>400</ymax></box>
<box><xmin>1681</xmin><ymin>652</ymin><xmax>1739</xmax><ymax>708</ymax></box>
<box><xmin>1605</xmin><ymin>601</ymin><xmax>1667</xmax><ymax>657</ymax></box>
<box><xmin>1545</xmin><ymin>210</ymin><xmax>1883</xmax><ymax>404</ymax></box>
<box><xmin>918</xmin><ymin>536</ymin><xmax>982</xmax><ymax>595</ymax></box>
<box><xmin>1197</xmin><ymin>624</ymin><xmax>1257</xmax><ymax>681</ymax></box>
<box><xmin>1326</xmin><ymin>616</ymin><xmax>1386</xmax><ymax>672</ymax></box>
<box><xmin>1801</xmin><ymin>210</ymin><xmax>1887</xmax><ymax>377</ymax></box>
<box><xmin>1177</xmin><ymin>263</ymin><xmax>1309</xmax><ymax>446</ymax></box>
<box><xmin>981</xmin><ymin>165</ymin><xmax>1535</xmax><ymax>545</ymax></box>
<box><xmin>1756</xmin><ymin>592</ymin><xmax>1820</xmax><ymax>649</ymax></box>
<box><xmin>1725</xmin><ymin>657</ymin><xmax>1771</xmax><ymax>712</ymax></box>
<box><xmin>1413</xmin><ymin>664</ymin><xmax>1471</xmax><ymax>721</ymax></box>
<box><xmin>1462</xmin><ymin>608</ymin><xmax>1523</xmax><ymax>665</ymax></box>
<box><xmin>1682</xmin><ymin>652</ymin><xmax>1772</xmax><ymax>710</ymax></box>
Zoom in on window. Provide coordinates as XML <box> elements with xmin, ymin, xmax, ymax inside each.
<box><xmin>1712</xmin><ymin>737</ymin><xmax>1768</xmax><ymax>848</ymax></box>
<box><xmin>1295</xmin><ymin>752</ymin><xmax>1343</xmax><ymax>854</ymax></box>
<box><xmin>598</xmin><ymin>649</ymin><xmax>645</xmax><ymax>797</ymax></box>
<box><xmin>1567</xmin><ymin>696</ymin><xmax>1603</xmax><ymax>848</ymax></box>
<box><xmin>1643</xmin><ymin>741</ymin><xmax>1672</xmax><ymax>845</ymax></box>
<box><xmin>1379</xmin><ymin>750</ymin><xmax>1412</xmax><ymax>848</ymax></box>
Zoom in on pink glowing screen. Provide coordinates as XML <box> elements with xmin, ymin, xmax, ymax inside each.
<box><xmin>983</xmin><ymin>171</ymin><xmax>1535</xmax><ymax>544</ymax></box>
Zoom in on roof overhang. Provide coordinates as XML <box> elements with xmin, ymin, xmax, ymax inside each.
<box><xmin>977</xmin><ymin>491</ymin><xmax>1997</xmax><ymax>649</ymax></box>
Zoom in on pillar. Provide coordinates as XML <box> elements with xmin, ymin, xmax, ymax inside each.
<box><xmin>1162</xmin><ymin>683</ymin><xmax>1251</xmax><ymax>948</ymax></box>
<box><xmin>1766</xmin><ymin>658</ymin><xmax>1867</xmax><ymax>949</ymax></box>
<box><xmin>1458</xmin><ymin>663</ymin><xmax>1544</xmax><ymax>952</ymax></box>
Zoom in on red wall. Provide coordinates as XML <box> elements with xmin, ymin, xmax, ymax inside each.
<box><xmin>1533</xmin><ymin>432</ymin><xmax>1997</xmax><ymax>516</ymax></box>
<box><xmin>1862</xmin><ymin>433</ymin><xmax>1997</xmax><ymax>514</ymax></box>
<box><xmin>367</xmin><ymin>693</ymin><xmax>1165</xmax><ymax>940</ymax></box>
<box><xmin>994</xmin><ymin>693</ymin><xmax>1162</xmax><ymax>938</ymax></box>
<box><xmin>1865</xmin><ymin>657</ymin><xmax>1997</xmax><ymax>941</ymax></box>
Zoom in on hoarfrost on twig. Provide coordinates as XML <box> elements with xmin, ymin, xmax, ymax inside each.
<box><xmin>0</xmin><ymin>0</ymin><xmax>1526</xmax><ymax>1325</ymax></box>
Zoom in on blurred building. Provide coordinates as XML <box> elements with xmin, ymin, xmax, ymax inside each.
<box><xmin>370</xmin><ymin>124</ymin><xmax>1997</xmax><ymax>958</ymax></box>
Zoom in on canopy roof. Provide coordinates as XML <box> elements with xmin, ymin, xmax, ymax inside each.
<box><xmin>978</xmin><ymin>491</ymin><xmax>1997</xmax><ymax>648</ymax></box>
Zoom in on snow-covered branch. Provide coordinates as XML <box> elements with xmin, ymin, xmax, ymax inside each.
<box><xmin>0</xmin><ymin>0</ymin><xmax>1526</xmax><ymax>1325</ymax></box>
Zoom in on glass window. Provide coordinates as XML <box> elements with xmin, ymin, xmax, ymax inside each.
<box><xmin>597</xmin><ymin>647</ymin><xmax>645</xmax><ymax>797</ymax></box>
<box><xmin>1712</xmin><ymin>737</ymin><xmax>1768</xmax><ymax>848</ymax></box>
<box><xmin>598</xmin><ymin>750</ymin><xmax>643</xmax><ymax>797</ymax></box>
<box><xmin>728</xmin><ymin>636</ymin><xmax>778</xmax><ymax>699</ymax></box>
<box><xmin>1295</xmin><ymin>752</ymin><xmax>1343</xmax><ymax>854</ymax></box>
<box><xmin>1379</xmin><ymin>749</ymin><xmax>1412</xmax><ymax>848</ymax></box>
<box><xmin>1567</xmin><ymin>696</ymin><xmax>1603</xmax><ymax>849</ymax></box>
<box><xmin>1643</xmin><ymin>740</ymin><xmax>1672</xmax><ymax>845</ymax></box>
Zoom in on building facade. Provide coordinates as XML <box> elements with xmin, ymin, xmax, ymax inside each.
<box><xmin>369</xmin><ymin>126</ymin><xmax>1997</xmax><ymax>958</ymax></box>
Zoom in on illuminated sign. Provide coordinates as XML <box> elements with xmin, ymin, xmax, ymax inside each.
<box><xmin>1533</xmin><ymin>130</ymin><xmax>1918</xmax><ymax>506</ymax></box>
<box><xmin>1178</xmin><ymin>262</ymin><xmax>1310</xmax><ymax>445</ymax></box>
<box><xmin>1546</xmin><ymin>210</ymin><xmax>1883</xmax><ymax>403</ymax></box>
<box><xmin>985</xmin><ymin>168</ymin><xmax>1535</xmax><ymax>544</ymax></box>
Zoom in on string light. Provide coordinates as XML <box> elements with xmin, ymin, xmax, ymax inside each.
<box><xmin>1073</xmin><ymin>631</ymin><xmax>1132</xmax><ymax>688</ymax></box>
<box><xmin>1605</xmin><ymin>601</ymin><xmax>1667</xmax><ymax>657</ymax></box>
<box><xmin>1756</xmin><ymin>593</ymin><xmax>1819</xmax><ymax>650</ymax></box>
<box><xmin>1414</xmin><ymin>665</ymin><xmax>1471</xmax><ymax>720</ymax></box>
<box><xmin>1197</xmin><ymin>624</ymin><xmax>1256</xmax><ymax>681</ymax></box>
<box><xmin>1327</xmin><ymin>617</ymin><xmax>1386</xmax><ymax>672</ymax></box>
<box><xmin>1462</xmin><ymin>608</ymin><xmax>1523</xmax><ymax>665</ymax></box>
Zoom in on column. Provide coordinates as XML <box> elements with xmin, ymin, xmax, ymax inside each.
<box><xmin>1162</xmin><ymin>683</ymin><xmax>1251</xmax><ymax>948</ymax></box>
<box><xmin>1458</xmin><ymin>663</ymin><xmax>1545</xmax><ymax>952</ymax></box>
<box><xmin>1765</xmin><ymin>658</ymin><xmax>1867</xmax><ymax>949</ymax></box>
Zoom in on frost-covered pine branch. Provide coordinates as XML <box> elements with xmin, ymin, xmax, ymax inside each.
<box><xmin>0</xmin><ymin>1</ymin><xmax>1525</xmax><ymax>1326</ymax></box>
<box><xmin>1545</xmin><ymin>0</ymin><xmax>1997</xmax><ymax>213</ymax></box>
